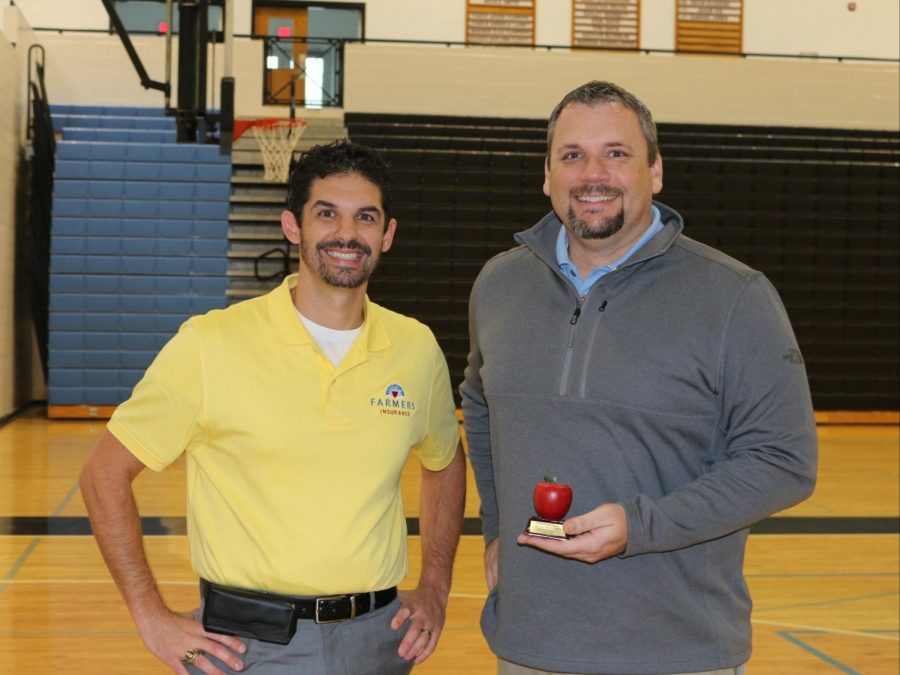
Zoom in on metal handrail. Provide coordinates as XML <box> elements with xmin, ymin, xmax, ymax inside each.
<box><xmin>252</xmin><ymin>35</ymin><xmax>900</xmax><ymax>64</ymax></box>
<box><xmin>25</xmin><ymin>28</ymin><xmax>900</xmax><ymax>64</ymax></box>
<box><xmin>25</xmin><ymin>47</ymin><xmax>55</xmax><ymax>376</ymax></box>
<box><xmin>23</xmin><ymin>29</ymin><xmax>896</xmax><ymax>112</ymax></box>
<box><xmin>254</xmin><ymin>246</ymin><xmax>291</xmax><ymax>283</ymax></box>
<box><xmin>25</xmin><ymin>45</ymin><xmax>45</xmax><ymax>142</ymax></box>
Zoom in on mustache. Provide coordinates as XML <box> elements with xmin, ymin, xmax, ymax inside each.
<box><xmin>315</xmin><ymin>239</ymin><xmax>372</xmax><ymax>255</ymax></box>
<box><xmin>571</xmin><ymin>184</ymin><xmax>623</xmax><ymax>198</ymax></box>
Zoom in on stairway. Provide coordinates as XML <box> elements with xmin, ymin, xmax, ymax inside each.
<box><xmin>227</xmin><ymin>116</ymin><xmax>348</xmax><ymax>301</ymax></box>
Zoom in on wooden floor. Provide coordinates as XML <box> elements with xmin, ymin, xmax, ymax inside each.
<box><xmin>0</xmin><ymin>407</ymin><xmax>897</xmax><ymax>674</ymax></box>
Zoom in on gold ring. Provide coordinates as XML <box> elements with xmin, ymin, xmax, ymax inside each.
<box><xmin>420</xmin><ymin>627</ymin><xmax>432</xmax><ymax>637</ymax></box>
<box><xmin>182</xmin><ymin>648</ymin><xmax>203</xmax><ymax>665</ymax></box>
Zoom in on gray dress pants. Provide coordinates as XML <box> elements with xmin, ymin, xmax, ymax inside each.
<box><xmin>190</xmin><ymin>597</ymin><xmax>413</xmax><ymax>675</ymax></box>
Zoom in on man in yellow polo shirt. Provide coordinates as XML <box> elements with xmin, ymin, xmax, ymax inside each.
<box><xmin>80</xmin><ymin>141</ymin><xmax>466</xmax><ymax>675</ymax></box>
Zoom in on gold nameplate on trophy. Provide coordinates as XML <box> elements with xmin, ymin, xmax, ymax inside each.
<box><xmin>525</xmin><ymin>517</ymin><xmax>568</xmax><ymax>539</ymax></box>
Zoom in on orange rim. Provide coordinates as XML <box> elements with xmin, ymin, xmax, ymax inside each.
<box><xmin>233</xmin><ymin>118</ymin><xmax>306</xmax><ymax>141</ymax></box>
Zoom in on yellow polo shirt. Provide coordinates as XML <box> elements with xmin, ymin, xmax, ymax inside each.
<box><xmin>108</xmin><ymin>275</ymin><xmax>459</xmax><ymax>596</ymax></box>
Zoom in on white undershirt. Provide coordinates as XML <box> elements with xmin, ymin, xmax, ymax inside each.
<box><xmin>295</xmin><ymin>309</ymin><xmax>363</xmax><ymax>366</ymax></box>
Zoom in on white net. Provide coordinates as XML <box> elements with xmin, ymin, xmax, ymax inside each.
<box><xmin>251</xmin><ymin>120</ymin><xmax>306</xmax><ymax>183</ymax></box>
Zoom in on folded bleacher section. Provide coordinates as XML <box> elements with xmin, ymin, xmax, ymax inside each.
<box><xmin>346</xmin><ymin>113</ymin><xmax>900</xmax><ymax>411</ymax></box>
<box><xmin>49</xmin><ymin>105</ymin><xmax>230</xmax><ymax>410</ymax></box>
<box><xmin>226</xmin><ymin>117</ymin><xmax>349</xmax><ymax>300</ymax></box>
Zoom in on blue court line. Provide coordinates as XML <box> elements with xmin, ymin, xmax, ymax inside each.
<box><xmin>0</xmin><ymin>537</ymin><xmax>43</xmax><ymax>599</ymax></box>
<box><xmin>0</xmin><ymin>480</ymin><xmax>82</xmax><ymax>598</ymax></box>
<box><xmin>778</xmin><ymin>630</ymin><xmax>860</xmax><ymax>674</ymax></box>
<box><xmin>52</xmin><ymin>480</ymin><xmax>83</xmax><ymax>517</ymax></box>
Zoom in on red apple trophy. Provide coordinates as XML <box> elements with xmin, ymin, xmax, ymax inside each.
<box><xmin>525</xmin><ymin>476</ymin><xmax>573</xmax><ymax>539</ymax></box>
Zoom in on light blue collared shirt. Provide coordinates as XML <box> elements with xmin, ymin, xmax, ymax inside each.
<box><xmin>556</xmin><ymin>205</ymin><xmax>663</xmax><ymax>297</ymax></box>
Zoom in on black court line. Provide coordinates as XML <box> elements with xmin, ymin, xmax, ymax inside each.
<box><xmin>0</xmin><ymin>516</ymin><xmax>187</xmax><ymax>536</ymax></box>
<box><xmin>0</xmin><ymin>516</ymin><xmax>897</xmax><ymax>537</ymax></box>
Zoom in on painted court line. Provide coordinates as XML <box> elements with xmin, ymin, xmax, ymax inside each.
<box><xmin>778</xmin><ymin>631</ymin><xmax>860</xmax><ymax>675</ymax></box>
<box><xmin>755</xmin><ymin>619</ymin><xmax>899</xmax><ymax>642</ymax></box>
<box><xmin>51</xmin><ymin>480</ymin><xmax>83</xmax><ymax>517</ymax></box>
<box><xmin>0</xmin><ymin>537</ymin><xmax>43</xmax><ymax>598</ymax></box>
<box><xmin>746</xmin><ymin>572</ymin><xmax>899</xmax><ymax>578</ymax></box>
<box><xmin>755</xmin><ymin>590</ymin><xmax>900</xmax><ymax>614</ymax></box>
<box><xmin>0</xmin><ymin>482</ymin><xmax>83</xmax><ymax>597</ymax></box>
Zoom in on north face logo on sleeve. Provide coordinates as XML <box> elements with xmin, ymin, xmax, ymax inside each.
<box><xmin>782</xmin><ymin>349</ymin><xmax>805</xmax><ymax>365</ymax></box>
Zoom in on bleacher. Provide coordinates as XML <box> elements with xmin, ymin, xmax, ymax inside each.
<box><xmin>48</xmin><ymin>105</ymin><xmax>230</xmax><ymax>409</ymax></box>
<box><xmin>346</xmin><ymin>112</ymin><xmax>900</xmax><ymax>411</ymax></box>
<box><xmin>225</xmin><ymin>117</ymin><xmax>348</xmax><ymax>299</ymax></box>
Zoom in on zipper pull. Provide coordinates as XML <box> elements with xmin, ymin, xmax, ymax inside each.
<box><xmin>599</xmin><ymin>300</ymin><xmax>607</xmax><ymax>312</ymax></box>
<box><xmin>570</xmin><ymin>307</ymin><xmax>581</xmax><ymax>325</ymax></box>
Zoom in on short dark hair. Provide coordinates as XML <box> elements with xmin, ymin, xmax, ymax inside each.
<box><xmin>286</xmin><ymin>140</ymin><xmax>393</xmax><ymax>224</ymax></box>
<box><xmin>547</xmin><ymin>81</ymin><xmax>658</xmax><ymax>166</ymax></box>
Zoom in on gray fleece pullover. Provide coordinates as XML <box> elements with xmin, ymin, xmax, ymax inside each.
<box><xmin>460</xmin><ymin>202</ymin><xmax>817</xmax><ymax>674</ymax></box>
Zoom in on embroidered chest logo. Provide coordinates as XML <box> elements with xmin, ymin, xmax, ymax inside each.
<box><xmin>370</xmin><ymin>383</ymin><xmax>417</xmax><ymax>417</ymax></box>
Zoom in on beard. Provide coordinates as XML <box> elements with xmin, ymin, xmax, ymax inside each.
<box><xmin>300</xmin><ymin>237</ymin><xmax>377</xmax><ymax>289</ymax></box>
<box><xmin>566</xmin><ymin>184</ymin><xmax>625</xmax><ymax>240</ymax></box>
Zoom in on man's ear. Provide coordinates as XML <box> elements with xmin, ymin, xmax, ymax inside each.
<box><xmin>381</xmin><ymin>218</ymin><xmax>398</xmax><ymax>253</ymax></box>
<box><xmin>542</xmin><ymin>158</ymin><xmax>551</xmax><ymax>198</ymax></box>
<box><xmin>651</xmin><ymin>153</ymin><xmax>663</xmax><ymax>195</ymax></box>
<box><xmin>281</xmin><ymin>211</ymin><xmax>301</xmax><ymax>244</ymax></box>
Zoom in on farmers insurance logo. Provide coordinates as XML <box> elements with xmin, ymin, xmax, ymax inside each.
<box><xmin>370</xmin><ymin>383</ymin><xmax>417</xmax><ymax>417</ymax></box>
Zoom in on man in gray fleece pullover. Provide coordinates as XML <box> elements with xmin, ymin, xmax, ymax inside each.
<box><xmin>460</xmin><ymin>81</ymin><xmax>817</xmax><ymax>674</ymax></box>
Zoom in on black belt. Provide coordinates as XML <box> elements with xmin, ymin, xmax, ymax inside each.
<box><xmin>297</xmin><ymin>587</ymin><xmax>398</xmax><ymax>622</ymax></box>
<box><xmin>200</xmin><ymin>578</ymin><xmax>398</xmax><ymax>625</ymax></box>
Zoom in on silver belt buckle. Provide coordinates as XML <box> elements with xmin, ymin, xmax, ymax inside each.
<box><xmin>315</xmin><ymin>594</ymin><xmax>355</xmax><ymax>623</ymax></box>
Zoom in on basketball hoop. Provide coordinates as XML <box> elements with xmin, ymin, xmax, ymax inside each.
<box><xmin>234</xmin><ymin>118</ymin><xmax>307</xmax><ymax>183</ymax></box>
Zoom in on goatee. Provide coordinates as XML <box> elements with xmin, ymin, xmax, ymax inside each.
<box><xmin>567</xmin><ymin>185</ymin><xmax>625</xmax><ymax>240</ymax></box>
<box><xmin>567</xmin><ymin>205</ymin><xmax>625</xmax><ymax>240</ymax></box>
<box><xmin>301</xmin><ymin>238</ymin><xmax>375</xmax><ymax>289</ymax></box>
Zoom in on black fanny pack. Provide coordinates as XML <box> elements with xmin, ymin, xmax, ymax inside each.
<box><xmin>200</xmin><ymin>579</ymin><xmax>398</xmax><ymax>645</ymax></box>
<box><xmin>201</xmin><ymin>579</ymin><xmax>297</xmax><ymax>644</ymax></box>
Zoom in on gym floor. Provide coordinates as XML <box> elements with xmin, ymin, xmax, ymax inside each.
<box><xmin>0</xmin><ymin>408</ymin><xmax>897</xmax><ymax>674</ymax></box>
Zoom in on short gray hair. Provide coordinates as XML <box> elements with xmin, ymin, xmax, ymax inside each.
<box><xmin>546</xmin><ymin>81</ymin><xmax>658</xmax><ymax>166</ymax></box>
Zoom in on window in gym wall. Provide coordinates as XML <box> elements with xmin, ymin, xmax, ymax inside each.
<box><xmin>304</xmin><ymin>57</ymin><xmax>325</xmax><ymax>108</ymax></box>
<box><xmin>253</xmin><ymin>1</ymin><xmax>363</xmax><ymax>108</ymax></box>
<box><xmin>114</xmin><ymin>0</ymin><xmax>223</xmax><ymax>34</ymax></box>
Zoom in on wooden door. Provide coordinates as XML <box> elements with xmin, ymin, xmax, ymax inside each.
<box><xmin>254</xmin><ymin>4</ymin><xmax>309</xmax><ymax>105</ymax></box>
